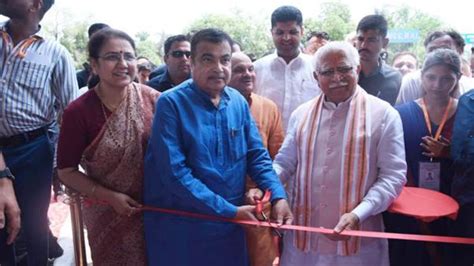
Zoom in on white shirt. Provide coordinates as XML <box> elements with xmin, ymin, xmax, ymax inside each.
<box><xmin>396</xmin><ymin>70</ymin><xmax>474</xmax><ymax>104</ymax></box>
<box><xmin>254</xmin><ymin>52</ymin><xmax>320</xmax><ymax>132</ymax></box>
<box><xmin>274</xmin><ymin>92</ymin><xmax>406</xmax><ymax>266</ymax></box>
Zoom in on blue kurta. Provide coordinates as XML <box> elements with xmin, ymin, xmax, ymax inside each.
<box><xmin>396</xmin><ymin>101</ymin><xmax>454</xmax><ymax>193</ymax></box>
<box><xmin>384</xmin><ymin>101</ymin><xmax>455</xmax><ymax>266</ymax></box>
<box><xmin>143</xmin><ymin>80</ymin><xmax>287</xmax><ymax>266</ymax></box>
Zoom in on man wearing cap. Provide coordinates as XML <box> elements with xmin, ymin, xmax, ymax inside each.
<box><xmin>0</xmin><ymin>0</ymin><xmax>77</xmax><ymax>264</ymax></box>
<box><xmin>147</xmin><ymin>34</ymin><xmax>191</xmax><ymax>92</ymax></box>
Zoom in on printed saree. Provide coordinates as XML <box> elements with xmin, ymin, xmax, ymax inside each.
<box><xmin>81</xmin><ymin>83</ymin><xmax>158</xmax><ymax>265</ymax></box>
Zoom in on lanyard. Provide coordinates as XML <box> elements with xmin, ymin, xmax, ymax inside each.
<box><xmin>420</xmin><ymin>98</ymin><xmax>452</xmax><ymax>141</ymax></box>
<box><xmin>1</xmin><ymin>31</ymin><xmax>40</xmax><ymax>60</ymax></box>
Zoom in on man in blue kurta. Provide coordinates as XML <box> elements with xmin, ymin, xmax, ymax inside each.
<box><xmin>144</xmin><ymin>28</ymin><xmax>293</xmax><ymax>265</ymax></box>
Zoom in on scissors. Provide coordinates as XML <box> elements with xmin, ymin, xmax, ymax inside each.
<box><xmin>255</xmin><ymin>190</ymin><xmax>283</xmax><ymax>238</ymax></box>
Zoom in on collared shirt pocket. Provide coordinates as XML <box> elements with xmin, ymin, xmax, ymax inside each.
<box><xmin>230</xmin><ymin>126</ymin><xmax>247</xmax><ymax>161</ymax></box>
<box><xmin>299</xmin><ymin>77</ymin><xmax>318</xmax><ymax>103</ymax></box>
<box><xmin>15</xmin><ymin>61</ymin><xmax>51</xmax><ymax>90</ymax></box>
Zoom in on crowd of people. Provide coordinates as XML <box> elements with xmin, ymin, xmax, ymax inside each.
<box><xmin>0</xmin><ymin>1</ymin><xmax>473</xmax><ymax>266</ymax></box>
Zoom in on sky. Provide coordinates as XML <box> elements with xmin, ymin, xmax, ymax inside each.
<box><xmin>1</xmin><ymin>0</ymin><xmax>473</xmax><ymax>37</ymax></box>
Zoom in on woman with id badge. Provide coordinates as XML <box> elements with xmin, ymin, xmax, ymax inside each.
<box><xmin>385</xmin><ymin>48</ymin><xmax>461</xmax><ymax>266</ymax></box>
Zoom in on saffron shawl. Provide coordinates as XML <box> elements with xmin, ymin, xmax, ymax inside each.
<box><xmin>293</xmin><ymin>87</ymin><xmax>371</xmax><ymax>256</ymax></box>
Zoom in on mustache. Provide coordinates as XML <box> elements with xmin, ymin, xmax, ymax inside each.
<box><xmin>358</xmin><ymin>49</ymin><xmax>370</xmax><ymax>54</ymax></box>
<box><xmin>329</xmin><ymin>82</ymin><xmax>349</xmax><ymax>89</ymax></box>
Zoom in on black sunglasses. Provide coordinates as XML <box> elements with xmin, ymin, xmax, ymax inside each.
<box><xmin>170</xmin><ymin>51</ymin><xmax>191</xmax><ymax>58</ymax></box>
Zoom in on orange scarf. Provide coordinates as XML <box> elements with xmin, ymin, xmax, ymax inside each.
<box><xmin>293</xmin><ymin>86</ymin><xmax>370</xmax><ymax>255</ymax></box>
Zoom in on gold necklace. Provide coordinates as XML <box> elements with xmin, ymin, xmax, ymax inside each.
<box><xmin>95</xmin><ymin>83</ymin><xmax>127</xmax><ymax>112</ymax></box>
<box><xmin>100</xmin><ymin>101</ymin><xmax>109</xmax><ymax>121</ymax></box>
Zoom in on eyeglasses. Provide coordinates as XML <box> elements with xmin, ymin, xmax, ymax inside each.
<box><xmin>169</xmin><ymin>51</ymin><xmax>191</xmax><ymax>58</ymax></box>
<box><xmin>98</xmin><ymin>52</ymin><xmax>137</xmax><ymax>63</ymax></box>
<box><xmin>318</xmin><ymin>66</ymin><xmax>354</xmax><ymax>77</ymax></box>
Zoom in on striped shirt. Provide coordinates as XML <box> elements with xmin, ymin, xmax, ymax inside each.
<box><xmin>0</xmin><ymin>21</ymin><xmax>78</xmax><ymax>137</ymax></box>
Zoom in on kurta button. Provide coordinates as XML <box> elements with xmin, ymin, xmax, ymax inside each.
<box><xmin>323</xmin><ymin>167</ymin><xmax>329</xmax><ymax>174</ymax></box>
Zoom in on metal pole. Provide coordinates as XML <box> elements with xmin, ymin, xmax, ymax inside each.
<box><xmin>68</xmin><ymin>193</ymin><xmax>87</xmax><ymax>266</ymax></box>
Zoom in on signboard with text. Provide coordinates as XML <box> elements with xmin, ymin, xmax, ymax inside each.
<box><xmin>461</xmin><ymin>34</ymin><xmax>474</xmax><ymax>44</ymax></box>
<box><xmin>388</xmin><ymin>29</ymin><xmax>420</xmax><ymax>44</ymax></box>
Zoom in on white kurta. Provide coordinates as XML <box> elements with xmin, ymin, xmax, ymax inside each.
<box><xmin>274</xmin><ymin>92</ymin><xmax>406</xmax><ymax>266</ymax></box>
<box><xmin>253</xmin><ymin>52</ymin><xmax>320</xmax><ymax>131</ymax></box>
<box><xmin>396</xmin><ymin>70</ymin><xmax>474</xmax><ymax>104</ymax></box>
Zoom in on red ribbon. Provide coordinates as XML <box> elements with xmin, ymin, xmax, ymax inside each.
<box><xmin>84</xmin><ymin>198</ymin><xmax>474</xmax><ymax>245</ymax></box>
<box><xmin>254</xmin><ymin>190</ymin><xmax>281</xmax><ymax>265</ymax></box>
<box><xmin>138</xmin><ymin>205</ymin><xmax>474</xmax><ymax>245</ymax></box>
<box><xmin>255</xmin><ymin>190</ymin><xmax>271</xmax><ymax>214</ymax></box>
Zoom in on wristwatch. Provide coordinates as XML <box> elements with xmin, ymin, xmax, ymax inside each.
<box><xmin>0</xmin><ymin>167</ymin><xmax>15</xmax><ymax>181</ymax></box>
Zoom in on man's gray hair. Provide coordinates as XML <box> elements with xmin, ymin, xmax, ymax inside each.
<box><xmin>313</xmin><ymin>41</ymin><xmax>360</xmax><ymax>72</ymax></box>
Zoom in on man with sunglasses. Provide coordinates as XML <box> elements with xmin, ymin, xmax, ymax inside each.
<box><xmin>147</xmin><ymin>34</ymin><xmax>191</xmax><ymax>92</ymax></box>
<box><xmin>0</xmin><ymin>0</ymin><xmax>77</xmax><ymax>264</ymax></box>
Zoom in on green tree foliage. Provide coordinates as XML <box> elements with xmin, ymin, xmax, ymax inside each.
<box><xmin>135</xmin><ymin>31</ymin><xmax>163</xmax><ymax>65</ymax></box>
<box><xmin>186</xmin><ymin>9</ymin><xmax>273</xmax><ymax>59</ymax></box>
<box><xmin>39</xmin><ymin>3</ymin><xmax>451</xmax><ymax>69</ymax></box>
<box><xmin>60</xmin><ymin>22</ymin><xmax>89</xmax><ymax>68</ymax></box>
<box><xmin>383</xmin><ymin>5</ymin><xmax>446</xmax><ymax>64</ymax></box>
<box><xmin>304</xmin><ymin>1</ymin><xmax>354</xmax><ymax>42</ymax></box>
<box><xmin>43</xmin><ymin>20</ymin><xmax>89</xmax><ymax>69</ymax></box>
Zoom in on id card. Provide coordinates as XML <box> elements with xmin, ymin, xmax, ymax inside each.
<box><xmin>418</xmin><ymin>162</ymin><xmax>441</xmax><ymax>191</ymax></box>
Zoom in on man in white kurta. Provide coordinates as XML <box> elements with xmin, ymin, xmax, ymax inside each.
<box><xmin>254</xmin><ymin>52</ymin><xmax>320</xmax><ymax>132</ymax></box>
<box><xmin>396</xmin><ymin>30</ymin><xmax>474</xmax><ymax>104</ymax></box>
<box><xmin>253</xmin><ymin>5</ymin><xmax>320</xmax><ymax>131</ymax></box>
<box><xmin>274</xmin><ymin>42</ymin><xmax>407</xmax><ymax>266</ymax></box>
